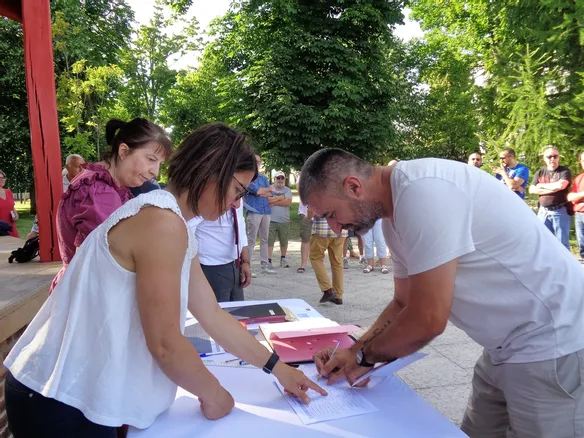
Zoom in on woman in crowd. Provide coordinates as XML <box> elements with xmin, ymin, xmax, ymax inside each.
<box><xmin>4</xmin><ymin>123</ymin><xmax>326</xmax><ymax>437</ymax></box>
<box><xmin>51</xmin><ymin>117</ymin><xmax>171</xmax><ymax>291</ymax></box>
<box><xmin>362</xmin><ymin>218</ymin><xmax>389</xmax><ymax>274</ymax></box>
<box><xmin>0</xmin><ymin>170</ymin><xmax>19</xmax><ymax>237</ymax></box>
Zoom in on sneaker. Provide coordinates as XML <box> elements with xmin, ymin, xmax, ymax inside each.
<box><xmin>261</xmin><ymin>264</ymin><xmax>277</xmax><ymax>275</ymax></box>
<box><xmin>359</xmin><ymin>257</ymin><xmax>367</xmax><ymax>267</ymax></box>
<box><xmin>319</xmin><ymin>289</ymin><xmax>335</xmax><ymax>303</ymax></box>
<box><xmin>280</xmin><ymin>257</ymin><xmax>290</xmax><ymax>268</ymax></box>
<box><xmin>268</xmin><ymin>261</ymin><xmax>274</xmax><ymax>270</ymax></box>
<box><xmin>343</xmin><ymin>257</ymin><xmax>349</xmax><ymax>269</ymax></box>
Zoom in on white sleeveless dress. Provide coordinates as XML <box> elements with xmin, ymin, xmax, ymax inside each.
<box><xmin>4</xmin><ymin>190</ymin><xmax>198</xmax><ymax>429</ymax></box>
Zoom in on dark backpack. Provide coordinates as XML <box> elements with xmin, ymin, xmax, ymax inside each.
<box><xmin>9</xmin><ymin>236</ymin><xmax>40</xmax><ymax>263</ymax></box>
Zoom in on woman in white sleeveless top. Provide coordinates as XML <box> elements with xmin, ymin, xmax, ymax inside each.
<box><xmin>4</xmin><ymin>124</ymin><xmax>326</xmax><ymax>437</ymax></box>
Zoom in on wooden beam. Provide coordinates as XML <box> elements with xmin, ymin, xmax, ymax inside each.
<box><xmin>0</xmin><ymin>0</ymin><xmax>22</xmax><ymax>22</ymax></box>
<box><xmin>21</xmin><ymin>0</ymin><xmax>62</xmax><ymax>262</ymax></box>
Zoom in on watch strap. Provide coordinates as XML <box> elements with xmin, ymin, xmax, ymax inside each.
<box><xmin>358</xmin><ymin>349</ymin><xmax>375</xmax><ymax>367</ymax></box>
<box><xmin>262</xmin><ymin>352</ymin><xmax>280</xmax><ymax>374</ymax></box>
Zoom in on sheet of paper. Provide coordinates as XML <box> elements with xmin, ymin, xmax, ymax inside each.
<box><xmin>351</xmin><ymin>352</ymin><xmax>428</xmax><ymax>386</ymax></box>
<box><xmin>275</xmin><ymin>378</ymin><xmax>378</xmax><ymax>424</ymax></box>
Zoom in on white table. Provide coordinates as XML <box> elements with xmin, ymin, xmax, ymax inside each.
<box><xmin>129</xmin><ymin>299</ymin><xmax>467</xmax><ymax>437</ymax></box>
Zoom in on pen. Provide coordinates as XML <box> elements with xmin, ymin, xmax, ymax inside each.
<box><xmin>225</xmin><ymin>358</ymin><xmax>248</xmax><ymax>365</ymax></box>
<box><xmin>329</xmin><ymin>340</ymin><xmax>341</xmax><ymax>362</ymax></box>
<box><xmin>319</xmin><ymin>340</ymin><xmax>341</xmax><ymax>379</ymax></box>
<box><xmin>199</xmin><ymin>352</ymin><xmax>224</xmax><ymax>358</ymax></box>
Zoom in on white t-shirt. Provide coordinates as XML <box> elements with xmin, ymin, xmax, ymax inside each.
<box><xmin>384</xmin><ymin>158</ymin><xmax>584</xmax><ymax>364</ymax></box>
<box><xmin>5</xmin><ymin>190</ymin><xmax>198</xmax><ymax>428</ymax></box>
<box><xmin>191</xmin><ymin>204</ymin><xmax>248</xmax><ymax>266</ymax></box>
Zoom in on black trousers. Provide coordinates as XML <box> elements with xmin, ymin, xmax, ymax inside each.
<box><xmin>201</xmin><ymin>261</ymin><xmax>244</xmax><ymax>303</ymax></box>
<box><xmin>5</xmin><ymin>372</ymin><xmax>117</xmax><ymax>438</ymax></box>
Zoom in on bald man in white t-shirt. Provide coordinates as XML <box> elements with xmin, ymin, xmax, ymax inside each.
<box><xmin>299</xmin><ymin>149</ymin><xmax>584</xmax><ymax>438</ymax></box>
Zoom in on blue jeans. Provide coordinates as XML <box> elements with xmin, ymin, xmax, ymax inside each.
<box><xmin>363</xmin><ymin>219</ymin><xmax>387</xmax><ymax>260</ymax></box>
<box><xmin>575</xmin><ymin>212</ymin><xmax>584</xmax><ymax>259</ymax></box>
<box><xmin>538</xmin><ymin>206</ymin><xmax>571</xmax><ymax>250</ymax></box>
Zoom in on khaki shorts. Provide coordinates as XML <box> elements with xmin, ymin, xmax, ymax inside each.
<box><xmin>268</xmin><ymin>221</ymin><xmax>290</xmax><ymax>247</ymax></box>
<box><xmin>299</xmin><ymin>215</ymin><xmax>312</xmax><ymax>243</ymax></box>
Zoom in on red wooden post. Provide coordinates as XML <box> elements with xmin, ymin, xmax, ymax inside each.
<box><xmin>21</xmin><ymin>0</ymin><xmax>62</xmax><ymax>262</ymax></box>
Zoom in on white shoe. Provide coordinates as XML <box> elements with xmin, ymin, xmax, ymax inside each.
<box><xmin>280</xmin><ymin>257</ymin><xmax>290</xmax><ymax>268</ymax></box>
<box><xmin>261</xmin><ymin>264</ymin><xmax>277</xmax><ymax>275</ymax></box>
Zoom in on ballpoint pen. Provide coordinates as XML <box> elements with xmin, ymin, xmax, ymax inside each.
<box><xmin>329</xmin><ymin>340</ymin><xmax>341</xmax><ymax>362</ymax></box>
<box><xmin>199</xmin><ymin>352</ymin><xmax>224</xmax><ymax>358</ymax></box>
<box><xmin>318</xmin><ymin>340</ymin><xmax>341</xmax><ymax>379</ymax></box>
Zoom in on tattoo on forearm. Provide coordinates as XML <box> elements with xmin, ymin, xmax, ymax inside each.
<box><xmin>363</xmin><ymin>319</ymin><xmax>391</xmax><ymax>347</ymax></box>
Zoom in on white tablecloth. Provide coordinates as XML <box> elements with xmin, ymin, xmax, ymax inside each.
<box><xmin>129</xmin><ymin>299</ymin><xmax>467</xmax><ymax>437</ymax></box>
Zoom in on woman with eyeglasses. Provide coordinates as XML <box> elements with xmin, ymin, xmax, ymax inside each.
<box><xmin>4</xmin><ymin>123</ymin><xmax>326</xmax><ymax>437</ymax></box>
<box><xmin>0</xmin><ymin>170</ymin><xmax>19</xmax><ymax>237</ymax></box>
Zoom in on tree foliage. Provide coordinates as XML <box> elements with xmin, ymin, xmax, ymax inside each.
<box><xmin>177</xmin><ymin>0</ymin><xmax>409</xmax><ymax>169</ymax></box>
<box><xmin>410</xmin><ymin>0</ymin><xmax>584</xmax><ymax>170</ymax></box>
<box><xmin>121</xmin><ymin>1</ymin><xmax>201</xmax><ymax>121</ymax></box>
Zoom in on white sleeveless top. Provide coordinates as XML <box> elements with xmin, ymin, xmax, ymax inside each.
<box><xmin>4</xmin><ymin>190</ymin><xmax>198</xmax><ymax>429</ymax></box>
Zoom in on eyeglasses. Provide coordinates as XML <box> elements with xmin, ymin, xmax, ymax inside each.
<box><xmin>546</xmin><ymin>155</ymin><xmax>559</xmax><ymax>159</ymax></box>
<box><xmin>233</xmin><ymin>176</ymin><xmax>250</xmax><ymax>201</ymax></box>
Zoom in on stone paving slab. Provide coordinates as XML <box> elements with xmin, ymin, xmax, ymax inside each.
<box><xmin>244</xmin><ymin>241</ymin><xmax>479</xmax><ymax>427</ymax></box>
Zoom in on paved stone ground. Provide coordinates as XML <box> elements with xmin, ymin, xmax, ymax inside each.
<box><xmin>245</xmin><ymin>240</ymin><xmax>480</xmax><ymax>428</ymax></box>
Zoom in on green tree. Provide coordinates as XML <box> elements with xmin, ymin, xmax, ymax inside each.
<box><xmin>0</xmin><ymin>19</ymin><xmax>32</xmax><ymax>195</ymax></box>
<box><xmin>120</xmin><ymin>1</ymin><xmax>200</xmax><ymax>121</ymax></box>
<box><xmin>191</xmin><ymin>0</ymin><xmax>408</xmax><ymax>169</ymax></box>
<box><xmin>57</xmin><ymin>60</ymin><xmax>127</xmax><ymax>161</ymax></box>
<box><xmin>401</xmin><ymin>35</ymin><xmax>480</xmax><ymax>161</ymax></box>
<box><xmin>51</xmin><ymin>0</ymin><xmax>134</xmax><ymax>161</ymax></box>
<box><xmin>410</xmin><ymin>0</ymin><xmax>584</xmax><ymax>165</ymax></box>
<box><xmin>495</xmin><ymin>46</ymin><xmax>569</xmax><ymax>170</ymax></box>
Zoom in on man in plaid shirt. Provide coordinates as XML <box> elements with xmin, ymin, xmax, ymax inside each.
<box><xmin>310</xmin><ymin>216</ymin><xmax>347</xmax><ymax>304</ymax></box>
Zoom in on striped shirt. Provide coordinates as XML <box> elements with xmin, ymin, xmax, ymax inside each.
<box><xmin>312</xmin><ymin>217</ymin><xmax>347</xmax><ymax>238</ymax></box>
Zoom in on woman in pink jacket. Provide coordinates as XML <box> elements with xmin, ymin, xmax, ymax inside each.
<box><xmin>51</xmin><ymin>118</ymin><xmax>172</xmax><ymax>291</ymax></box>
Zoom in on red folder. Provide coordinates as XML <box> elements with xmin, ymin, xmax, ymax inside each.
<box><xmin>264</xmin><ymin>325</ymin><xmax>359</xmax><ymax>363</ymax></box>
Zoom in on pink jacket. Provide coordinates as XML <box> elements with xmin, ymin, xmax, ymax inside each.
<box><xmin>51</xmin><ymin>163</ymin><xmax>132</xmax><ymax>293</ymax></box>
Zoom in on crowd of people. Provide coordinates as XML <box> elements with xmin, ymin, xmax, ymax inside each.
<box><xmin>468</xmin><ymin>146</ymin><xmax>584</xmax><ymax>258</ymax></box>
<box><xmin>2</xmin><ymin>118</ymin><xmax>583</xmax><ymax>437</ymax></box>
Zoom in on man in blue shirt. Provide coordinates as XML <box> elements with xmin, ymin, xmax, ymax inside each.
<box><xmin>245</xmin><ymin>154</ymin><xmax>276</xmax><ymax>275</ymax></box>
<box><xmin>494</xmin><ymin>148</ymin><xmax>529</xmax><ymax>199</ymax></box>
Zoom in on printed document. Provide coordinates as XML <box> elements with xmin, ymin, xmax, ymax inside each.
<box><xmin>275</xmin><ymin>377</ymin><xmax>377</xmax><ymax>424</ymax></box>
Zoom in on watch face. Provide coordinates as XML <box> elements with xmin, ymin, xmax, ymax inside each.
<box><xmin>356</xmin><ymin>350</ymin><xmax>363</xmax><ymax>364</ymax></box>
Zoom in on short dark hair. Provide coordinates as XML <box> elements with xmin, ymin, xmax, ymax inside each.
<box><xmin>168</xmin><ymin>123</ymin><xmax>258</xmax><ymax>216</ymax></box>
<box><xmin>299</xmin><ymin>148</ymin><xmax>373</xmax><ymax>204</ymax></box>
<box><xmin>502</xmin><ymin>147</ymin><xmax>516</xmax><ymax>158</ymax></box>
<box><xmin>103</xmin><ymin>118</ymin><xmax>173</xmax><ymax>164</ymax></box>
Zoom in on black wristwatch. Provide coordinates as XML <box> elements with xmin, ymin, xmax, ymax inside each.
<box><xmin>356</xmin><ymin>348</ymin><xmax>375</xmax><ymax>368</ymax></box>
<box><xmin>262</xmin><ymin>352</ymin><xmax>280</xmax><ymax>374</ymax></box>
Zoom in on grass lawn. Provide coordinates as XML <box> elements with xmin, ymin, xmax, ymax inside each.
<box><xmin>14</xmin><ymin>200</ymin><xmax>34</xmax><ymax>238</ymax></box>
